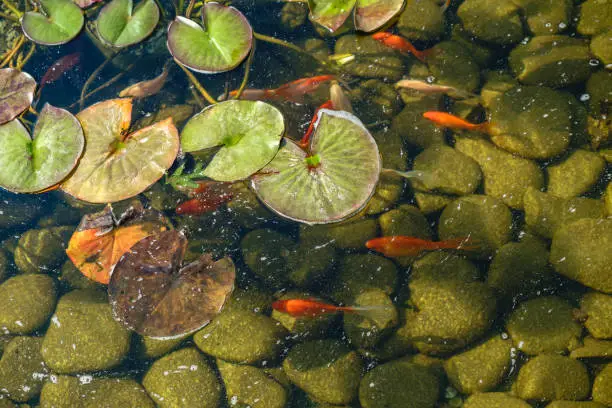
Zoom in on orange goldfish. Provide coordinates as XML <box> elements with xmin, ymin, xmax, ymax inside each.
<box><xmin>422</xmin><ymin>111</ymin><xmax>489</xmax><ymax>133</ymax></box>
<box><xmin>229</xmin><ymin>75</ymin><xmax>336</xmax><ymax>103</ymax></box>
<box><xmin>175</xmin><ymin>181</ymin><xmax>233</xmax><ymax>215</ymax></box>
<box><xmin>272</xmin><ymin>298</ymin><xmax>392</xmax><ymax>320</ymax></box>
<box><xmin>366</xmin><ymin>236</ymin><xmax>479</xmax><ymax>257</ymax></box>
<box><xmin>371</xmin><ymin>32</ymin><xmax>429</xmax><ymax>63</ymax></box>
<box><xmin>299</xmin><ymin>100</ymin><xmax>334</xmax><ymax>148</ymax></box>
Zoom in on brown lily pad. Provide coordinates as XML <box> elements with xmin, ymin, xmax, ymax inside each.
<box><xmin>0</xmin><ymin>68</ymin><xmax>37</xmax><ymax>125</ymax></box>
<box><xmin>108</xmin><ymin>230</ymin><xmax>236</xmax><ymax>339</ymax></box>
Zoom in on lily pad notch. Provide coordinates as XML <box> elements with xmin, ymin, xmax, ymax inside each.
<box><xmin>308</xmin><ymin>0</ymin><xmax>405</xmax><ymax>33</ymax></box>
<box><xmin>96</xmin><ymin>0</ymin><xmax>160</xmax><ymax>48</ymax></box>
<box><xmin>21</xmin><ymin>0</ymin><xmax>85</xmax><ymax>45</ymax></box>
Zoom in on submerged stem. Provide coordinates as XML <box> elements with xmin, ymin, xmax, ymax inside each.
<box><xmin>79</xmin><ymin>52</ymin><xmax>119</xmax><ymax>111</ymax></box>
<box><xmin>177</xmin><ymin>63</ymin><xmax>217</xmax><ymax>105</ymax></box>
<box><xmin>0</xmin><ymin>11</ymin><xmax>18</xmax><ymax>20</ymax></box>
<box><xmin>68</xmin><ymin>64</ymin><xmax>134</xmax><ymax>109</ymax></box>
<box><xmin>16</xmin><ymin>43</ymin><xmax>35</xmax><ymax>70</ymax></box>
<box><xmin>0</xmin><ymin>35</ymin><xmax>25</xmax><ymax>69</ymax></box>
<box><xmin>185</xmin><ymin>0</ymin><xmax>196</xmax><ymax>17</ymax></box>
<box><xmin>253</xmin><ymin>32</ymin><xmax>305</xmax><ymax>55</ymax></box>
<box><xmin>1</xmin><ymin>0</ymin><xmax>22</xmax><ymax>17</ymax></box>
<box><xmin>233</xmin><ymin>38</ymin><xmax>256</xmax><ymax>100</ymax></box>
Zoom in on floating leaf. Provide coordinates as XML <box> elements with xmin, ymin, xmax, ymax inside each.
<box><xmin>167</xmin><ymin>3</ymin><xmax>253</xmax><ymax>73</ymax></box>
<box><xmin>96</xmin><ymin>0</ymin><xmax>160</xmax><ymax>48</ymax></box>
<box><xmin>251</xmin><ymin>109</ymin><xmax>380</xmax><ymax>224</ymax></box>
<box><xmin>181</xmin><ymin>100</ymin><xmax>285</xmax><ymax>182</ymax></box>
<box><xmin>73</xmin><ymin>0</ymin><xmax>103</xmax><ymax>9</ymax></box>
<box><xmin>21</xmin><ymin>0</ymin><xmax>85</xmax><ymax>45</ymax></box>
<box><xmin>66</xmin><ymin>202</ymin><xmax>171</xmax><ymax>284</ymax></box>
<box><xmin>61</xmin><ymin>98</ymin><xmax>179</xmax><ymax>203</ymax></box>
<box><xmin>308</xmin><ymin>0</ymin><xmax>356</xmax><ymax>33</ymax></box>
<box><xmin>0</xmin><ymin>104</ymin><xmax>84</xmax><ymax>193</ymax></box>
<box><xmin>307</xmin><ymin>0</ymin><xmax>404</xmax><ymax>33</ymax></box>
<box><xmin>0</xmin><ymin>68</ymin><xmax>37</xmax><ymax>125</ymax></box>
<box><xmin>109</xmin><ymin>230</ymin><xmax>236</xmax><ymax>339</ymax></box>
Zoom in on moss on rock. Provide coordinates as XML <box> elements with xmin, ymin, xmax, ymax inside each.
<box><xmin>0</xmin><ymin>274</ymin><xmax>57</xmax><ymax>334</ymax></box>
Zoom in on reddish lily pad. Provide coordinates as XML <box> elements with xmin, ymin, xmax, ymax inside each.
<box><xmin>66</xmin><ymin>202</ymin><xmax>171</xmax><ymax>284</ymax></box>
<box><xmin>0</xmin><ymin>104</ymin><xmax>84</xmax><ymax>193</ymax></box>
<box><xmin>251</xmin><ymin>109</ymin><xmax>381</xmax><ymax>224</ymax></box>
<box><xmin>61</xmin><ymin>98</ymin><xmax>179</xmax><ymax>203</ymax></box>
<box><xmin>0</xmin><ymin>68</ymin><xmax>37</xmax><ymax>125</ymax></box>
<box><xmin>308</xmin><ymin>0</ymin><xmax>356</xmax><ymax>33</ymax></box>
<box><xmin>307</xmin><ymin>0</ymin><xmax>404</xmax><ymax>33</ymax></box>
<box><xmin>108</xmin><ymin>230</ymin><xmax>236</xmax><ymax>339</ymax></box>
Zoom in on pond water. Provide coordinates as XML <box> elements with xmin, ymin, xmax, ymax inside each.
<box><xmin>0</xmin><ymin>0</ymin><xmax>611</xmax><ymax>407</ymax></box>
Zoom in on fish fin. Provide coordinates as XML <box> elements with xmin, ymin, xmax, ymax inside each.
<box><xmin>439</xmin><ymin>236</ymin><xmax>481</xmax><ymax>251</ymax></box>
<box><xmin>347</xmin><ymin>306</ymin><xmax>395</xmax><ymax>323</ymax></box>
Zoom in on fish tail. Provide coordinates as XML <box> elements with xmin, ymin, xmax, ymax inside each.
<box><xmin>441</xmin><ymin>0</ymin><xmax>451</xmax><ymax>12</ymax></box>
<box><xmin>438</xmin><ymin>236</ymin><xmax>481</xmax><ymax>251</ymax></box>
<box><xmin>474</xmin><ymin>121</ymin><xmax>490</xmax><ymax>133</ymax></box>
<box><xmin>345</xmin><ymin>305</ymin><xmax>395</xmax><ymax>322</ymax></box>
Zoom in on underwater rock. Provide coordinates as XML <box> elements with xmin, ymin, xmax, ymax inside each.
<box><xmin>547</xmin><ymin>150</ymin><xmax>606</xmax><ymax>199</ymax></box>
<box><xmin>194</xmin><ymin>309</ymin><xmax>287</xmax><ymax>364</ymax></box>
<box><xmin>487</xmin><ymin>86</ymin><xmax>576</xmax><ymax>159</ymax></box>
<box><xmin>141</xmin><ymin>182</ymin><xmax>185</xmax><ymax>213</ymax></box>
<box><xmin>227</xmin><ymin>181</ymin><xmax>275</xmax><ymax>229</ymax></box>
<box><xmin>0</xmin><ymin>397</ymin><xmax>15</xmax><ymax>408</ymax></box>
<box><xmin>396</xmin><ymin>0</ymin><xmax>446</xmax><ymax>41</ymax></box>
<box><xmin>550</xmin><ymin>218</ymin><xmax>612</xmax><ymax>293</ymax></box>
<box><xmin>391</xmin><ymin>94</ymin><xmax>445</xmax><ymax>148</ymax></box>
<box><xmin>580</xmin><ymin>292</ymin><xmax>612</xmax><ymax>339</ymax></box>
<box><xmin>14</xmin><ymin>226</ymin><xmax>72</xmax><ymax>274</ymax></box>
<box><xmin>414</xmin><ymin>191</ymin><xmax>455</xmax><ymax>214</ymax></box>
<box><xmin>451</xmin><ymin>25</ymin><xmax>496</xmax><ymax>68</ymax></box>
<box><xmin>512</xmin><ymin>0</ymin><xmax>573</xmax><ymax>35</ymax></box>
<box><xmin>509</xmin><ymin>36</ymin><xmax>592</xmax><ymax>88</ymax></box>
<box><xmin>218</xmin><ymin>359</ymin><xmax>289</xmax><ymax>408</ymax></box>
<box><xmin>58</xmin><ymin>260</ymin><xmax>105</xmax><ymax>291</ymax></box>
<box><xmin>570</xmin><ymin>336</ymin><xmax>612</xmax><ymax>359</ymax></box>
<box><xmin>586</xmin><ymin>70</ymin><xmax>612</xmax><ymax>118</ymax></box>
<box><xmin>286</xmin><ymin>242</ymin><xmax>337</xmax><ymax>288</ymax></box>
<box><xmin>224</xmin><ymin>285</ymin><xmax>274</xmax><ymax>315</ymax></box>
<box><xmin>426</xmin><ymin>41</ymin><xmax>481</xmax><ymax>92</ymax></box>
<box><xmin>134</xmin><ymin>334</ymin><xmax>186</xmax><ymax>360</ymax></box>
<box><xmin>142</xmin><ymin>347</ymin><xmax>221</xmax><ymax>408</ymax></box>
<box><xmin>334</xmin><ymin>35</ymin><xmax>404</xmax><ymax>80</ymax></box>
<box><xmin>410</xmin><ymin>252</ymin><xmax>481</xmax><ymax>286</ymax></box>
<box><xmin>577</xmin><ymin>0</ymin><xmax>612</xmax><ymax>36</ymax></box>
<box><xmin>506</xmin><ymin>296</ymin><xmax>582</xmax><ymax>355</ymax></box>
<box><xmin>438</xmin><ymin>194</ymin><xmax>513</xmax><ymax>257</ymax></box>
<box><xmin>0</xmin><ymin>274</ymin><xmax>57</xmax><ymax>334</ymax></box>
<box><xmin>457</xmin><ymin>0</ymin><xmax>524</xmax><ymax>45</ymax></box>
<box><xmin>0</xmin><ymin>336</ymin><xmax>48</xmax><ymax>402</ymax></box>
<box><xmin>412</xmin><ymin>145</ymin><xmax>482</xmax><ymax>195</ymax></box>
<box><xmin>591</xmin><ymin>29</ymin><xmax>612</xmax><ymax>67</ymax></box>
<box><xmin>444</xmin><ymin>335</ymin><xmax>513</xmax><ymax>394</ymax></box>
<box><xmin>180</xmin><ymin>218</ymin><xmax>242</xmax><ymax>262</ymax></box>
<box><xmin>0</xmin><ymin>192</ymin><xmax>46</xmax><ymax>231</ymax></box>
<box><xmin>272</xmin><ymin>292</ymin><xmax>336</xmax><ymax>340</ymax></box>
<box><xmin>241</xmin><ymin>229</ymin><xmax>295</xmax><ymax>288</ymax></box>
<box><xmin>487</xmin><ymin>239</ymin><xmax>555</xmax><ymax>299</ymax></box>
<box><xmin>464</xmin><ymin>392</ymin><xmax>531</xmax><ymax>408</ymax></box>
<box><xmin>40</xmin><ymin>376</ymin><xmax>155</xmax><ymax>408</ymax></box>
<box><xmin>350</xmin><ymin>80</ymin><xmax>401</xmax><ymax>124</ymax></box>
<box><xmin>513</xmin><ymin>354</ymin><xmax>590</xmax><ymax>401</ymax></box>
<box><xmin>593</xmin><ymin>363</ymin><xmax>612</xmax><ymax>406</ymax></box>
<box><xmin>41</xmin><ymin>290</ymin><xmax>131</xmax><ymax>373</ymax></box>
<box><xmin>283</xmin><ymin>339</ymin><xmax>363</xmax><ymax>405</ymax></box>
<box><xmin>343</xmin><ymin>289</ymin><xmax>398</xmax><ymax>349</ymax></box>
<box><xmin>0</xmin><ymin>251</ymin><xmax>7</xmax><ymax>284</ymax></box>
<box><xmin>358</xmin><ymin>359</ymin><xmax>439</xmax><ymax>408</ymax></box>
<box><xmin>480</xmin><ymin>70</ymin><xmax>519</xmax><ymax>108</ymax></box>
<box><xmin>455</xmin><ymin>138</ymin><xmax>544</xmax><ymax>209</ymax></box>
<box><xmin>523</xmin><ymin>188</ymin><xmax>606</xmax><ymax>238</ymax></box>
<box><xmin>546</xmin><ymin>402</ymin><xmax>607</xmax><ymax>408</ymax></box>
<box><xmin>280</xmin><ymin>2</ymin><xmax>307</xmax><ymax>30</ymax></box>
<box><xmin>300</xmin><ymin>217</ymin><xmax>379</xmax><ymax>250</ymax></box>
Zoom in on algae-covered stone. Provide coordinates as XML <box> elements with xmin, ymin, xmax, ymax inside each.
<box><xmin>513</xmin><ymin>354</ymin><xmax>590</xmax><ymax>401</ymax></box>
<box><xmin>586</xmin><ymin>70</ymin><xmax>612</xmax><ymax>118</ymax></box>
<box><xmin>272</xmin><ymin>292</ymin><xmax>336</xmax><ymax>339</ymax></box>
<box><xmin>546</xmin><ymin>402</ymin><xmax>607</xmax><ymax>408</ymax></box>
<box><xmin>344</xmin><ymin>289</ymin><xmax>398</xmax><ymax>349</ymax></box>
<box><xmin>224</xmin><ymin>284</ymin><xmax>274</xmax><ymax>315</ymax></box>
<box><xmin>134</xmin><ymin>334</ymin><xmax>186</xmax><ymax>360</ymax></box>
<box><xmin>524</xmin><ymin>188</ymin><xmax>606</xmax><ymax>238</ymax></box>
<box><xmin>451</xmin><ymin>24</ymin><xmax>496</xmax><ymax>68</ymax></box>
<box><xmin>580</xmin><ymin>292</ymin><xmax>612</xmax><ymax>339</ymax></box>
<box><xmin>550</xmin><ymin>218</ymin><xmax>612</xmax><ymax>293</ymax></box>
<box><xmin>592</xmin><ymin>363</ymin><xmax>612</xmax><ymax>406</ymax></box>
<box><xmin>412</xmin><ymin>145</ymin><xmax>482</xmax><ymax>195</ymax></box>
<box><xmin>330</xmin><ymin>254</ymin><xmax>397</xmax><ymax>303</ymax></box>
<box><xmin>218</xmin><ymin>360</ymin><xmax>289</xmax><ymax>408</ymax></box>
<box><xmin>0</xmin><ymin>251</ymin><xmax>7</xmax><ymax>284</ymax></box>
<box><xmin>577</xmin><ymin>0</ymin><xmax>612</xmax><ymax>36</ymax></box>
<box><xmin>509</xmin><ymin>36</ymin><xmax>592</xmax><ymax>88</ymax></box>
<box><xmin>194</xmin><ymin>309</ymin><xmax>287</xmax><ymax>364</ymax></box>
<box><xmin>414</xmin><ymin>191</ymin><xmax>455</xmax><ymax>214</ymax></box>
<box><xmin>241</xmin><ymin>229</ymin><xmax>295</xmax><ymax>288</ymax></box>
<box><xmin>512</xmin><ymin>0</ymin><xmax>573</xmax><ymax>35</ymax></box>
<box><xmin>58</xmin><ymin>260</ymin><xmax>104</xmax><ymax>291</ymax></box>
<box><xmin>300</xmin><ymin>217</ymin><xmax>378</xmax><ymax>250</ymax></box>
<box><xmin>444</xmin><ymin>336</ymin><xmax>513</xmax><ymax>394</ymax></box>
<box><xmin>0</xmin><ymin>397</ymin><xmax>15</xmax><ymax>408</ymax></box>
<box><xmin>142</xmin><ymin>347</ymin><xmax>221</xmax><ymax>408</ymax></box>
<box><xmin>280</xmin><ymin>2</ymin><xmax>307</xmax><ymax>30</ymax></box>
<box><xmin>410</xmin><ymin>252</ymin><xmax>481</xmax><ymax>285</ymax></box>
<box><xmin>570</xmin><ymin>336</ymin><xmax>612</xmax><ymax>359</ymax></box>
<box><xmin>40</xmin><ymin>376</ymin><xmax>155</xmax><ymax>408</ymax></box>
<box><xmin>591</xmin><ymin>29</ymin><xmax>612</xmax><ymax>67</ymax></box>
<box><xmin>547</xmin><ymin>150</ymin><xmax>606</xmax><ymax>198</ymax></box>
<box><xmin>0</xmin><ymin>337</ymin><xmax>48</xmax><ymax>402</ymax></box>
<box><xmin>350</xmin><ymin>80</ymin><xmax>401</xmax><ymax>124</ymax></box>
<box><xmin>283</xmin><ymin>339</ymin><xmax>362</xmax><ymax>405</ymax></box>
<box><xmin>480</xmin><ymin>70</ymin><xmax>519</xmax><ymax>108</ymax></box>
<box><xmin>438</xmin><ymin>195</ymin><xmax>513</xmax><ymax>257</ymax></box>
<box><xmin>0</xmin><ymin>192</ymin><xmax>46</xmax><ymax>230</ymax></box>
<box><xmin>487</xmin><ymin>86</ymin><xmax>575</xmax><ymax>159</ymax></box>
<box><xmin>286</xmin><ymin>241</ymin><xmax>336</xmax><ymax>288</ymax></box>
<box><xmin>227</xmin><ymin>181</ymin><xmax>275</xmax><ymax>229</ymax></box>
<box><xmin>359</xmin><ymin>359</ymin><xmax>439</xmax><ymax>408</ymax></box>
<box><xmin>391</xmin><ymin>94</ymin><xmax>446</xmax><ymax>148</ymax></box>
<box><xmin>487</xmin><ymin>239</ymin><xmax>555</xmax><ymax>299</ymax></box>
<box><xmin>41</xmin><ymin>290</ymin><xmax>131</xmax><ymax>373</ymax></box>
<box><xmin>463</xmin><ymin>392</ymin><xmax>531</xmax><ymax>408</ymax></box>
<box><xmin>0</xmin><ymin>274</ymin><xmax>57</xmax><ymax>334</ymax></box>
<box><xmin>455</xmin><ymin>138</ymin><xmax>544</xmax><ymax>209</ymax></box>
<box><xmin>506</xmin><ymin>296</ymin><xmax>582</xmax><ymax>355</ymax></box>
<box><xmin>334</xmin><ymin>35</ymin><xmax>404</xmax><ymax>80</ymax></box>
<box><xmin>426</xmin><ymin>41</ymin><xmax>481</xmax><ymax>92</ymax></box>
<box><xmin>14</xmin><ymin>227</ymin><xmax>72</xmax><ymax>274</ymax></box>
<box><xmin>397</xmin><ymin>0</ymin><xmax>446</xmax><ymax>41</ymax></box>
<box><xmin>457</xmin><ymin>0</ymin><xmax>524</xmax><ymax>45</ymax></box>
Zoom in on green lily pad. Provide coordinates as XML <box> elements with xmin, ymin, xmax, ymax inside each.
<box><xmin>0</xmin><ymin>104</ymin><xmax>84</xmax><ymax>193</ymax></box>
<box><xmin>96</xmin><ymin>0</ymin><xmax>160</xmax><ymax>48</ymax></box>
<box><xmin>0</xmin><ymin>68</ymin><xmax>37</xmax><ymax>125</ymax></box>
<box><xmin>61</xmin><ymin>98</ymin><xmax>179</xmax><ymax>203</ymax></box>
<box><xmin>181</xmin><ymin>100</ymin><xmax>285</xmax><ymax>182</ymax></box>
<box><xmin>307</xmin><ymin>0</ymin><xmax>404</xmax><ymax>33</ymax></box>
<box><xmin>251</xmin><ymin>109</ymin><xmax>381</xmax><ymax>224</ymax></box>
<box><xmin>166</xmin><ymin>3</ymin><xmax>253</xmax><ymax>73</ymax></box>
<box><xmin>21</xmin><ymin>0</ymin><xmax>84</xmax><ymax>46</ymax></box>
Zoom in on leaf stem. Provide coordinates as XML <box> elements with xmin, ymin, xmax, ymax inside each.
<box><xmin>68</xmin><ymin>64</ymin><xmax>134</xmax><ymax>109</ymax></box>
<box><xmin>233</xmin><ymin>38</ymin><xmax>255</xmax><ymax>100</ymax></box>
<box><xmin>79</xmin><ymin>52</ymin><xmax>118</xmax><ymax>111</ymax></box>
<box><xmin>0</xmin><ymin>35</ymin><xmax>25</xmax><ymax>69</ymax></box>
<box><xmin>16</xmin><ymin>42</ymin><xmax>35</xmax><ymax>70</ymax></box>
<box><xmin>0</xmin><ymin>11</ymin><xmax>18</xmax><ymax>20</ymax></box>
<box><xmin>177</xmin><ymin>63</ymin><xmax>217</xmax><ymax>105</ymax></box>
<box><xmin>185</xmin><ymin>0</ymin><xmax>195</xmax><ymax>17</ymax></box>
<box><xmin>1</xmin><ymin>0</ymin><xmax>22</xmax><ymax>17</ymax></box>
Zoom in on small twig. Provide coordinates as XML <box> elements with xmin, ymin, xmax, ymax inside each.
<box><xmin>16</xmin><ymin>42</ymin><xmax>35</xmax><ymax>70</ymax></box>
<box><xmin>185</xmin><ymin>0</ymin><xmax>195</xmax><ymax>17</ymax></box>
<box><xmin>0</xmin><ymin>11</ymin><xmax>18</xmax><ymax>20</ymax></box>
<box><xmin>79</xmin><ymin>52</ymin><xmax>118</xmax><ymax>111</ymax></box>
<box><xmin>67</xmin><ymin>64</ymin><xmax>134</xmax><ymax>109</ymax></box>
<box><xmin>253</xmin><ymin>32</ymin><xmax>305</xmax><ymax>55</ymax></box>
<box><xmin>177</xmin><ymin>63</ymin><xmax>217</xmax><ymax>105</ymax></box>
<box><xmin>233</xmin><ymin>38</ymin><xmax>255</xmax><ymax>100</ymax></box>
<box><xmin>189</xmin><ymin>86</ymin><xmax>204</xmax><ymax>108</ymax></box>
<box><xmin>0</xmin><ymin>35</ymin><xmax>25</xmax><ymax>69</ymax></box>
<box><xmin>1</xmin><ymin>0</ymin><xmax>22</xmax><ymax>17</ymax></box>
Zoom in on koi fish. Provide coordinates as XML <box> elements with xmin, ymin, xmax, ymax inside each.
<box><xmin>423</xmin><ymin>111</ymin><xmax>489</xmax><ymax>133</ymax></box>
<box><xmin>371</xmin><ymin>32</ymin><xmax>429</xmax><ymax>63</ymax></box>
<box><xmin>299</xmin><ymin>100</ymin><xmax>334</xmax><ymax>148</ymax></box>
<box><xmin>395</xmin><ymin>79</ymin><xmax>476</xmax><ymax>99</ymax></box>
<box><xmin>175</xmin><ymin>181</ymin><xmax>233</xmax><ymax>215</ymax></box>
<box><xmin>366</xmin><ymin>236</ymin><xmax>479</xmax><ymax>257</ymax></box>
<box><xmin>229</xmin><ymin>75</ymin><xmax>337</xmax><ymax>103</ymax></box>
<box><xmin>36</xmin><ymin>53</ymin><xmax>81</xmax><ymax>97</ymax></box>
<box><xmin>272</xmin><ymin>298</ymin><xmax>393</xmax><ymax>321</ymax></box>
<box><xmin>119</xmin><ymin>61</ymin><xmax>170</xmax><ymax>99</ymax></box>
